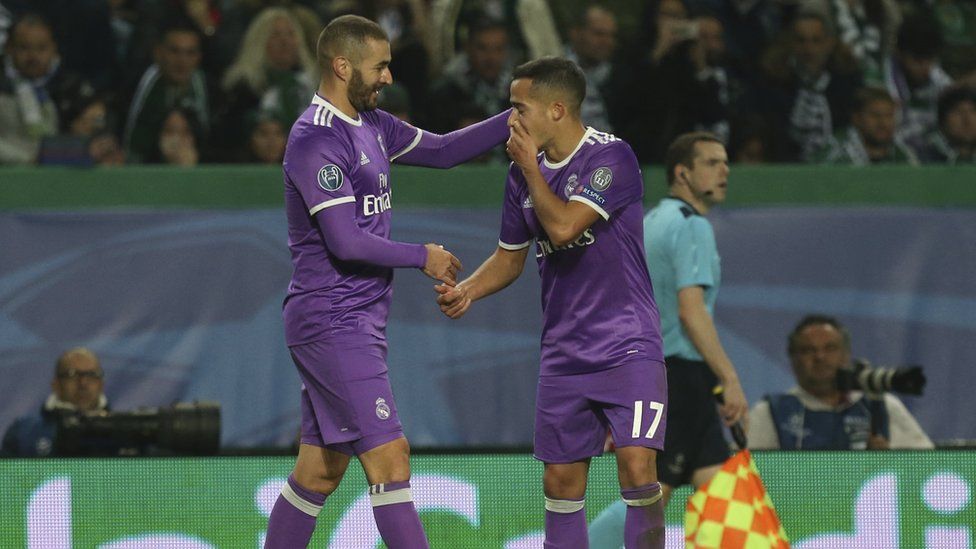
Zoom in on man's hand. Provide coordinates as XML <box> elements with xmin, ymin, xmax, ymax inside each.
<box><xmin>719</xmin><ymin>380</ymin><xmax>749</xmax><ymax>430</ymax></box>
<box><xmin>423</xmin><ymin>243</ymin><xmax>461</xmax><ymax>286</ymax></box>
<box><xmin>867</xmin><ymin>434</ymin><xmax>890</xmax><ymax>450</ymax></box>
<box><xmin>506</xmin><ymin>118</ymin><xmax>539</xmax><ymax>173</ymax></box>
<box><xmin>435</xmin><ymin>283</ymin><xmax>472</xmax><ymax>319</ymax></box>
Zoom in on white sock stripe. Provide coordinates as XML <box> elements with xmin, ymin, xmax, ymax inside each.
<box><xmin>280</xmin><ymin>482</ymin><xmax>323</xmax><ymax>517</ymax></box>
<box><xmin>369</xmin><ymin>487</ymin><xmax>413</xmax><ymax>507</ymax></box>
<box><xmin>623</xmin><ymin>491</ymin><xmax>663</xmax><ymax>507</ymax></box>
<box><xmin>545</xmin><ymin>497</ymin><xmax>585</xmax><ymax>513</ymax></box>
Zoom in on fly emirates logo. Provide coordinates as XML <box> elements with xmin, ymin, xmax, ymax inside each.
<box><xmin>364</xmin><ymin>173</ymin><xmax>392</xmax><ymax>216</ymax></box>
<box><xmin>536</xmin><ymin>229</ymin><xmax>596</xmax><ymax>258</ymax></box>
<box><xmin>363</xmin><ymin>192</ymin><xmax>392</xmax><ymax>216</ymax></box>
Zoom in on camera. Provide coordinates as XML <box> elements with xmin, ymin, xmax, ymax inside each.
<box><xmin>55</xmin><ymin>401</ymin><xmax>221</xmax><ymax>457</ymax></box>
<box><xmin>836</xmin><ymin>359</ymin><xmax>926</xmax><ymax>395</ymax></box>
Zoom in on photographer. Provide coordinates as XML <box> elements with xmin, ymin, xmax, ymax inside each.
<box><xmin>749</xmin><ymin>315</ymin><xmax>933</xmax><ymax>450</ymax></box>
<box><xmin>1</xmin><ymin>347</ymin><xmax>108</xmax><ymax>457</ymax></box>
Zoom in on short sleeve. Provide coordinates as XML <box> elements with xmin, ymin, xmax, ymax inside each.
<box><xmin>371</xmin><ymin>109</ymin><xmax>423</xmax><ymax>162</ymax></box>
<box><xmin>498</xmin><ymin>167</ymin><xmax>532</xmax><ymax>250</ymax></box>
<box><xmin>567</xmin><ymin>141</ymin><xmax>643</xmax><ymax>221</ymax></box>
<box><xmin>672</xmin><ymin>217</ymin><xmax>716</xmax><ymax>290</ymax></box>
<box><xmin>283</xmin><ymin>130</ymin><xmax>356</xmax><ymax>216</ymax></box>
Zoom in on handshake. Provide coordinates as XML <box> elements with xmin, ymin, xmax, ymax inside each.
<box><xmin>422</xmin><ymin>243</ymin><xmax>472</xmax><ymax>319</ymax></box>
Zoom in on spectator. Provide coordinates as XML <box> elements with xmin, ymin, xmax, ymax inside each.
<box><xmin>123</xmin><ymin>20</ymin><xmax>211</xmax><ymax>164</ymax></box>
<box><xmin>216</xmin><ymin>0</ymin><xmax>320</xmax><ymax>74</ymax></box>
<box><xmin>152</xmin><ymin>107</ymin><xmax>200</xmax><ymax>166</ymax></box>
<box><xmin>914</xmin><ymin>84</ymin><xmax>976</xmax><ymax>164</ymax></box>
<box><xmin>929</xmin><ymin>0</ymin><xmax>976</xmax><ymax>83</ymax></box>
<box><xmin>882</xmin><ymin>13</ymin><xmax>953</xmax><ymax>145</ymax></box>
<box><xmin>565</xmin><ymin>3</ymin><xmax>619</xmax><ymax>132</ymax></box>
<box><xmin>377</xmin><ymin>82</ymin><xmax>412</xmax><ymax>122</ymax></box>
<box><xmin>817</xmin><ymin>0</ymin><xmax>901</xmax><ymax>81</ymax></box>
<box><xmin>213</xmin><ymin>7</ymin><xmax>316</xmax><ymax>161</ymax></box>
<box><xmin>427</xmin><ymin>16</ymin><xmax>512</xmax><ymax>135</ymax></box>
<box><xmin>37</xmin><ymin>84</ymin><xmax>115</xmax><ymax>166</ymax></box>
<box><xmin>1</xmin><ymin>348</ymin><xmax>108</xmax><ymax>457</ymax></box>
<box><xmin>814</xmin><ymin>86</ymin><xmax>918</xmax><ymax>164</ymax></box>
<box><xmin>241</xmin><ymin>109</ymin><xmax>286</xmax><ymax>164</ymax></box>
<box><xmin>749</xmin><ymin>315</ymin><xmax>933</xmax><ymax>450</ymax></box>
<box><xmin>0</xmin><ymin>14</ymin><xmax>88</xmax><ymax>165</ymax></box>
<box><xmin>728</xmin><ymin>114</ymin><xmax>775</xmax><ymax>163</ymax></box>
<box><xmin>759</xmin><ymin>11</ymin><xmax>862</xmax><ymax>161</ymax></box>
<box><xmin>3</xmin><ymin>0</ymin><xmax>116</xmax><ymax>89</ymax></box>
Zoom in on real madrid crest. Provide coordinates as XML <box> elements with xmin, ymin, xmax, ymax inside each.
<box><xmin>375</xmin><ymin>397</ymin><xmax>391</xmax><ymax>420</ymax></box>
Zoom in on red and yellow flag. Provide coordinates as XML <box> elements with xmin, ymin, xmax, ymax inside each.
<box><xmin>684</xmin><ymin>449</ymin><xmax>789</xmax><ymax>549</ymax></box>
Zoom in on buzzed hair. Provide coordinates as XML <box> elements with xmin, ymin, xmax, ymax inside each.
<box><xmin>9</xmin><ymin>12</ymin><xmax>55</xmax><ymax>40</ymax></box>
<box><xmin>787</xmin><ymin>314</ymin><xmax>851</xmax><ymax>355</ymax></box>
<box><xmin>317</xmin><ymin>15</ymin><xmax>389</xmax><ymax>70</ymax></box>
<box><xmin>853</xmin><ymin>86</ymin><xmax>895</xmax><ymax>113</ymax></box>
<box><xmin>511</xmin><ymin>56</ymin><xmax>586</xmax><ymax>115</ymax></box>
<box><xmin>664</xmin><ymin>131</ymin><xmax>723</xmax><ymax>185</ymax></box>
<box><xmin>56</xmin><ymin>347</ymin><xmax>101</xmax><ymax>375</ymax></box>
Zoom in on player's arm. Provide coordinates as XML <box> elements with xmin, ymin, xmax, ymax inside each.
<box><xmin>677</xmin><ymin>285</ymin><xmax>749</xmax><ymax>427</ymax></box>
<box><xmin>506</xmin><ymin>120</ymin><xmax>600</xmax><ymax>246</ymax></box>
<box><xmin>391</xmin><ymin>110</ymin><xmax>512</xmax><ymax>169</ymax></box>
<box><xmin>435</xmin><ymin>245</ymin><xmax>529</xmax><ymax>319</ymax></box>
<box><xmin>316</xmin><ymin>203</ymin><xmax>461</xmax><ymax>285</ymax></box>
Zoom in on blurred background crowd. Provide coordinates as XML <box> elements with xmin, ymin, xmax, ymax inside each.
<box><xmin>0</xmin><ymin>0</ymin><xmax>973</xmax><ymax>168</ymax></box>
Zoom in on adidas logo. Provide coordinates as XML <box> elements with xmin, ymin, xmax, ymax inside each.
<box><xmin>360</xmin><ymin>151</ymin><xmax>370</xmax><ymax>165</ymax></box>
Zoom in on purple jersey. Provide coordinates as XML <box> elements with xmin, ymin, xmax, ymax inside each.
<box><xmin>282</xmin><ymin>94</ymin><xmax>424</xmax><ymax>345</ymax></box>
<box><xmin>498</xmin><ymin>127</ymin><xmax>663</xmax><ymax>376</ymax></box>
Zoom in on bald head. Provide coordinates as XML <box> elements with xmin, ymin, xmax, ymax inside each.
<box><xmin>53</xmin><ymin>347</ymin><xmax>104</xmax><ymax>411</ymax></box>
<box><xmin>316</xmin><ymin>15</ymin><xmax>388</xmax><ymax>70</ymax></box>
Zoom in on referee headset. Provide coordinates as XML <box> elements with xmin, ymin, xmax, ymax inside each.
<box><xmin>678</xmin><ymin>166</ymin><xmax>714</xmax><ymax>200</ymax></box>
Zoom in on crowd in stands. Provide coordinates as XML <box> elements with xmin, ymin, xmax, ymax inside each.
<box><xmin>0</xmin><ymin>0</ymin><xmax>973</xmax><ymax>167</ymax></box>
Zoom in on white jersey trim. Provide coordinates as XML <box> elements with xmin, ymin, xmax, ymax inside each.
<box><xmin>543</xmin><ymin>127</ymin><xmax>596</xmax><ymax>169</ymax></box>
<box><xmin>569</xmin><ymin>195</ymin><xmax>610</xmax><ymax>220</ymax></box>
<box><xmin>309</xmin><ymin>196</ymin><xmax>355</xmax><ymax>216</ymax></box>
<box><xmin>390</xmin><ymin>127</ymin><xmax>424</xmax><ymax>161</ymax></box>
<box><xmin>311</xmin><ymin>94</ymin><xmax>362</xmax><ymax>127</ymax></box>
<box><xmin>498</xmin><ymin>239</ymin><xmax>532</xmax><ymax>251</ymax></box>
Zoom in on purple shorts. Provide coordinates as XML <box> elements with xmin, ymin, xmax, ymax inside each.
<box><xmin>534</xmin><ymin>359</ymin><xmax>667</xmax><ymax>463</ymax></box>
<box><xmin>290</xmin><ymin>336</ymin><xmax>403</xmax><ymax>456</ymax></box>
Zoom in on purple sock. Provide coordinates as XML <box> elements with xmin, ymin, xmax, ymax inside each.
<box><xmin>369</xmin><ymin>480</ymin><xmax>430</xmax><ymax>549</ymax></box>
<box><xmin>264</xmin><ymin>474</ymin><xmax>327</xmax><ymax>548</ymax></box>
<box><xmin>621</xmin><ymin>482</ymin><xmax>665</xmax><ymax>549</ymax></box>
<box><xmin>544</xmin><ymin>497</ymin><xmax>588</xmax><ymax>549</ymax></box>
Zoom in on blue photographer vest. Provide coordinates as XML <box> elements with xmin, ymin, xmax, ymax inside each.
<box><xmin>766</xmin><ymin>394</ymin><xmax>890</xmax><ymax>450</ymax></box>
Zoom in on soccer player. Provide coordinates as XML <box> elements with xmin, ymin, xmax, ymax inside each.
<box><xmin>589</xmin><ymin>132</ymin><xmax>749</xmax><ymax>548</ymax></box>
<box><xmin>435</xmin><ymin>57</ymin><xmax>667</xmax><ymax>548</ymax></box>
<box><xmin>264</xmin><ymin>15</ymin><xmax>510</xmax><ymax>549</ymax></box>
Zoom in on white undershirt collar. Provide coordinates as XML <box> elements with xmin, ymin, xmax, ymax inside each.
<box><xmin>311</xmin><ymin>94</ymin><xmax>362</xmax><ymax>127</ymax></box>
<box><xmin>543</xmin><ymin>127</ymin><xmax>595</xmax><ymax>169</ymax></box>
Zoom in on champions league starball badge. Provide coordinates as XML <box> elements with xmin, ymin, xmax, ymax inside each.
<box><xmin>375</xmin><ymin>397</ymin><xmax>391</xmax><ymax>420</ymax></box>
<box><xmin>590</xmin><ymin>167</ymin><xmax>613</xmax><ymax>191</ymax></box>
<box><xmin>317</xmin><ymin>164</ymin><xmax>344</xmax><ymax>191</ymax></box>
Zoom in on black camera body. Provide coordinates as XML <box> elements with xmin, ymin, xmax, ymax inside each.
<box><xmin>836</xmin><ymin>359</ymin><xmax>926</xmax><ymax>396</ymax></box>
<box><xmin>55</xmin><ymin>401</ymin><xmax>221</xmax><ymax>457</ymax></box>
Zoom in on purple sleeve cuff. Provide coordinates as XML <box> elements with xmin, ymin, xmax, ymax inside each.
<box><xmin>395</xmin><ymin>109</ymin><xmax>511</xmax><ymax>168</ymax></box>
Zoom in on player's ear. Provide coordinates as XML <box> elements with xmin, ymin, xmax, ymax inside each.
<box><xmin>332</xmin><ymin>55</ymin><xmax>350</xmax><ymax>81</ymax></box>
<box><xmin>550</xmin><ymin>100</ymin><xmax>566</xmax><ymax>122</ymax></box>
